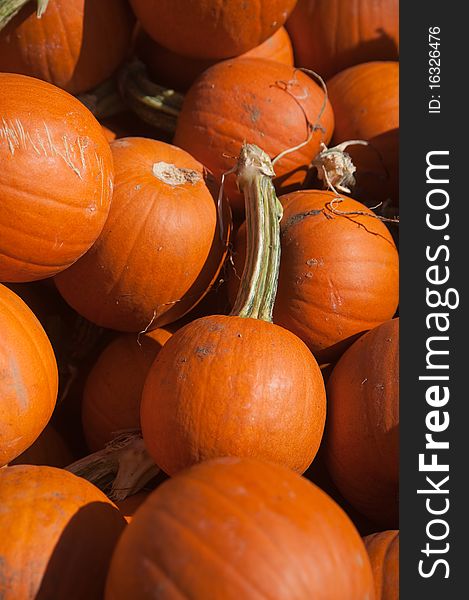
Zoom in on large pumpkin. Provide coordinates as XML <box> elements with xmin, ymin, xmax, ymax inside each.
<box><xmin>0</xmin><ymin>465</ymin><xmax>126</xmax><ymax>599</ymax></box>
<box><xmin>272</xmin><ymin>190</ymin><xmax>399</xmax><ymax>361</ymax></box>
<box><xmin>55</xmin><ymin>137</ymin><xmax>229</xmax><ymax>331</ymax></box>
<box><xmin>0</xmin><ymin>284</ymin><xmax>58</xmax><ymax>466</ymax></box>
<box><xmin>141</xmin><ymin>144</ymin><xmax>326</xmax><ymax>476</ymax></box>
<box><xmin>364</xmin><ymin>531</ymin><xmax>399</xmax><ymax>600</ymax></box>
<box><xmin>0</xmin><ymin>73</ymin><xmax>114</xmax><ymax>282</ymax></box>
<box><xmin>0</xmin><ymin>0</ymin><xmax>134</xmax><ymax>95</ymax></box>
<box><xmin>286</xmin><ymin>0</ymin><xmax>399</xmax><ymax>79</ymax></box>
<box><xmin>129</xmin><ymin>0</ymin><xmax>297</xmax><ymax>60</ymax></box>
<box><xmin>136</xmin><ymin>26</ymin><xmax>294</xmax><ymax>93</ymax></box>
<box><xmin>82</xmin><ymin>328</ymin><xmax>172</xmax><ymax>452</ymax></box>
<box><xmin>326</xmin><ymin>319</ymin><xmax>399</xmax><ymax>527</ymax></box>
<box><xmin>105</xmin><ymin>457</ymin><xmax>375</xmax><ymax>599</ymax></box>
<box><xmin>174</xmin><ymin>58</ymin><xmax>334</xmax><ymax>213</ymax></box>
<box><xmin>327</xmin><ymin>61</ymin><xmax>399</xmax><ymax>204</ymax></box>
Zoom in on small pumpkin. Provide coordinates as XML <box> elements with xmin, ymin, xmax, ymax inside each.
<box><xmin>10</xmin><ymin>424</ymin><xmax>73</xmax><ymax>467</ymax></box>
<box><xmin>286</xmin><ymin>0</ymin><xmax>399</xmax><ymax>79</ymax></box>
<box><xmin>325</xmin><ymin>319</ymin><xmax>399</xmax><ymax>527</ymax></box>
<box><xmin>55</xmin><ymin>137</ymin><xmax>229</xmax><ymax>331</ymax></box>
<box><xmin>364</xmin><ymin>530</ymin><xmax>399</xmax><ymax>600</ymax></box>
<box><xmin>82</xmin><ymin>328</ymin><xmax>172</xmax><ymax>452</ymax></box>
<box><xmin>0</xmin><ymin>284</ymin><xmax>58</xmax><ymax>466</ymax></box>
<box><xmin>327</xmin><ymin>61</ymin><xmax>399</xmax><ymax>204</ymax></box>
<box><xmin>136</xmin><ymin>26</ymin><xmax>294</xmax><ymax>92</ymax></box>
<box><xmin>0</xmin><ymin>0</ymin><xmax>135</xmax><ymax>95</ymax></box>
<box><xmin>105</xmin><ymin>457</ymin><xmax>375</xmax><ymax>600</ymax></box>
<box><xmin>174</xmin><ymin>58</ymin><xmax>334</xmax><ymax>213</ymax></box>
<box><xmin>230</xmin><ymin>190</ymin><xmax>399</xmax><ymax>361</ymax></box>
<box><xmin>0</xmin><ymin>73</ymin><xmax>113</xmax><ymax>282</ymax></box>
<box><xmin>141</xmin><ymin>144</ymin><xmax>326</xmax><ymax>476</ymax></box>
<box><xmin>0</xmin><ymin>465</ymin><xmax>126</xmax><ymax>599</ymax></box>
<box><xmin>129</xmin><ymin>0</ymin><xmax>297</xmax><ymax>60</ymax></box>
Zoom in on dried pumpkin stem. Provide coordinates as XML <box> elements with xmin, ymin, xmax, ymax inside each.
<box><xmin>230</xmin><ymin>144</ymin><xmax>283</xmax><ymax>322</ymax></box>
<box><xmin>77</xmin><ymin>77</ymin><xmax>126</xmax><ymax>119</ymax></box>
<box><xmin>66</xmin><ymin>430</ymin><xmax>159</xmax><ymax>502</ymax></box>
<box><xmin>0</xmin><ymin>0</ymin><xmax>49</xmax><ymax>30</ymax></box>
<box><xmin>118</xmin><ymin>59</ymin><xmax>184</xmax><ymax>134</ymax></box>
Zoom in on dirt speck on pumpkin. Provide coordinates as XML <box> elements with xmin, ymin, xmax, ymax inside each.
<box><xmin>195</xmin><ymin>346</ymin><xmax>214</xmax><ymax>358</ymax></box>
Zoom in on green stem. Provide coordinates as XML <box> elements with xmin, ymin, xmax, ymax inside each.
<box><xmin>118</xmin><ymin>59</ymin><xmax>184</xmax><ymax>135</ymax></box>
<box><xmin>230</xmin><ymin>144</ymin><xmax>283</xmax><ymax>322</ymax></box>
<box><xmin>0</xmin><ymin>0</ymin><xmax>49</xmax><ymax>30</ymax></box>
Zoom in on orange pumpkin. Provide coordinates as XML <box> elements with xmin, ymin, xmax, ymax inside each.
<box><xmin>82</xmin><ymin>328</ymin><xmax>172</xmax><ymax>452</ymax></box>
<box><xmin>0</xmin><ymin>0</ymin><xmax>134</xmax><ymax>94</ymax></box>
<box><xmin>286</xmin><ymin>0</ymin><xmax>399</xmax><ymax>79</ymax></box>
<box><xmin>55</xmin><ymin>137</ymin><xmax>229</xmax><ymax>331</ymax></box>
<box><xmin>174</xmin><ymin>58</ymin><xmax>334</xmax><ymax>213</ymax></box>
<box><xmin>0</xmin><ymin>465</ymin><xmax>126</xmax><ymax>599</ymax></box>
<box><xmin>0</xmin><ymin>284</ymin><xmax>58</xmax><ymax>466</ymax></box>
<box><xmin>326</xmin><ymin>319</ymin><xmax>399</xmax><ymax>527</ymax></box>
<box><xmin>105</xmin><ymin>457</ymin><xmax>375</xmax><ymax>599</ymax></box>
<box><xmin>274</xmin><ymin>190</ymin><xmax>399</xmax><ymax>361</ymax></box>
<box><xmin>0</xmin><ymin>73</ymin><xmax>113</xmax><ymax>282</ymax></box>
<box><xmin>327</xmin><ymin>61</ymin><xmax>399</xmax><ymax>204</ymax></box>
<box><xmin>10</xmin><ymin>424</ymin><xmax>73</xmax><ymax>468</ymax></box>
<box><xmin>141</xmin><ymin>144</ymin><xmax>326</xmax><ymax>476</ymax></box>
<box><xmin>129</xmin><ymin>0</ymin><xmax>297</xmax><ymax>59</ymax></box>
<box><xmin>364</xmin><ymin>531</ymin><xmax>399</xmax><ymax>600</ymax></box>
<box><xmin>136</xmin><ymin>26</ymin><xmax>294</xmax><ymax>92</ymax></box>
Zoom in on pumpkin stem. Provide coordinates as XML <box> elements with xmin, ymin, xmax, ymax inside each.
<box><xmin>0</xmin><ymin>0</ymin><xmax>49</xmax><ymax>30</ymax></box>
<box><xmin>118</xmin><ymin>59</ymin><xmax>183</xmax><ymax>135</ymax></box>
<box><xmin>311</xmin><ymin>140</ymin><xmax>369</xmax><ymax>194</ymax></box>
<box><xmin>77</xmin><ymin>77</ymin><xmax>126</xmax><ymax>119</ymax></box>
<box><xmin>66</xmin><ymin>430</ymin><xmax>159</xmax><ymax>501</ymax></box>
<box><xmin>230</xmin><ymin>143</ymin><xmax>283</xmax><ymax>322</ymax></box>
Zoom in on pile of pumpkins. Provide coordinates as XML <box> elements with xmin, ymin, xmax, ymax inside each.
<box><xmin>0</xmin><ymin>0</ymin><xmax>399</xmax><ymax>598</ymax></box>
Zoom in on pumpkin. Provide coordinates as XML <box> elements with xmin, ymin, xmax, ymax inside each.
<box><xmin>364</xmin><ymin>531</ymin><xmax>399</xmax><ymax>600</ymax></box>
<box><xmin>105</xmin><ymin>457</ymin><xmax>375</xmax><ymax>599</ymax></box>
<box><xmin>0</xmin><ymin>284</ymin><xmax>58</xmax><ymax>466</ymax></box>
<box><xmin>115</xmin><ymin>491</ymin><xmax>150</xmax><ymax>523</ymax></box>
<box><xmin>0</xmin><ymin>73</ymin><xmax>114</xmax><ymax>282</ymax></box>
<box><xmin>0</xmin><ymin>465</ymin><xmax>126</xmax><ymax>599</ymax></box>
<box><xmin>136</xmin><ymin>26</ymin><xmax>294</xmax><ymax>93</ymax></box>
<box><xmin>141</xmin><ymin>144</ymin><xmax>326</xmax><ymax>476</ymax></box>
<box><xmin>325</xmin><ymin>318</ymin><xmax>399</xmax><ymax>527</ymax></box>
<box><xmin>286</xmin><ymin>0</ymin><xmax>399</xmax><ymax>79</ymax></box>
<box><xmin>0</xmin><ymin>0</ymin><xmax>134</xmax><ymax>95</ymax></box>
<box><xmin>129</xmin><ymin>0</ymin><xmax>297</xmax><ymax>60</ymax></box>
<box><xmin>55</xmin><ymin>137</ymin><xmax>229</xmax><ymax>331</ymax></box>
<box><xmin>327</xmin><ymin>61</ymin><xmax>399</xmax><ymax>204</ymax></box>
<box><xmin>275</xmin><ymin>190</ymin><xmax>398</xmax><ymax>361</ymax></box>
<box><xmin>174</xmin><ymin>58</ymin><xmax>334</xmax><ymax>213</ymax></box>
<box><xmin>10</xmin><ymin>424</ymin><xmax>73</xmax><ymax>467</ymax></box>
<box><xmin>82</xmin><ymin>328</ymin><xmax>172</xmax><ymax>452</ymax></box>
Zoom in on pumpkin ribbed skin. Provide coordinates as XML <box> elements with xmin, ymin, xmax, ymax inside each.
<box><xmin>364</xmin><ymin>531</ymin><xmax>399</xmax><ymax>600</ymax></box>
<box><xmin>137</xmin><ymin>26</ymin><xmax>293</xmax><ymax>92</ymax></box>
<box><xmin>0</xmin><ymin>284</ymin><xmax>58</xmax><ymax>467</ymax></box>
<box><xmin>326</xmin><ymin>319</ymin><xmax>399</xmax><ymax>527</ymax></box>
<box><xmin>272</xmin><ymin>190</ymin><xmax>398</xmax><ymax>362</ymax></box>
<box><xmin>0</xmin><ymin>0</ymin><xmax>134</xmax><ymax>95</ymax></box>
<box><xmin>141</xmin><ymin>315</ymin><xmax>326</xmax><ymax>475</ymax></box>
<box><xmin>174</xmin><ymin>58</ymin><xmax>334</xmax><ymax>213</ymax></box>
<box><xmin>10</xmin><ymin>425</ymin><xmax>73</xmax><ymax>467</ymax></box>
<box><xmin>129</xmin><ymin>0</ymin><xmax>297</xmax><ymax>60</ymax></box>
<box><xmin>105</xmin><ymin>458</ymin><xmax>375</xmax><ymax>600</ymax></box>
<box><xmin>328</xmin><ymin>61</ymin><xmax>399</xmax><ymax>204</ymax></box>
<box><xmin>286</xmin><ymin>0</ymin><xmax>399</xmax><ymax>79</ymax></box>
<box><xmin>82</xmin><ymin>328</ymin><xmax>172</xmax><ymax>452</ymax></box>
<box><xmin>55</xmin><ymin>137</ymin><xmax>226</xmax><ymax>331</ymax></box>
<box><xmin>0</xmin><ymin>74</ymin><xmax>113</xmax><ymax>282</ymax></box>
<box><xmin>0</xmin><ymin>465</ymin><xmax>126</xmax><ymax>600</ymax></box>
